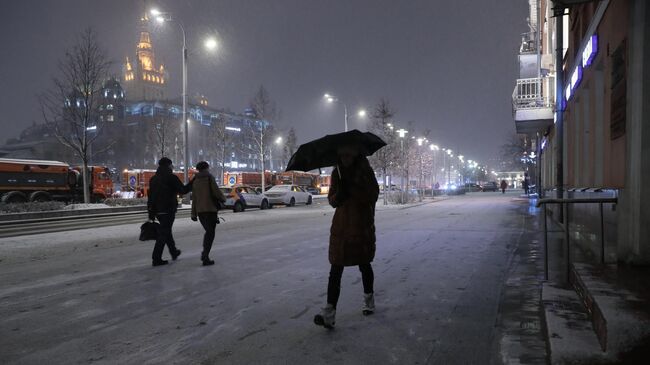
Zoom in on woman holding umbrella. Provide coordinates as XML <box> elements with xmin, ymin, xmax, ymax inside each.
<box><xmin>285</xmin><ymin>129</ymin><xmax>385</xmax><ymax>329</ymax></box>
<box><xmin>313</xmin><ymin>145</ymin><xmax>379</xmax><ymax>329</ymax></box>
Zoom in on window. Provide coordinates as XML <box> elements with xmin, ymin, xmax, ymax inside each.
<box><xmin>106</xmin><ymin>104</ymin><xmax>114</xmax><ymax>110</ymax></box>
<box><xmin>107</xmin><ymin>115</ymin><xmax>114</xmax><ymax>122</ymax></box>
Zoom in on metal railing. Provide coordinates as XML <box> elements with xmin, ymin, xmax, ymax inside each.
<box><xmin>536</xmin><ymin>197</ymin><xmax>618</xmax><ymax>281</ymax></box>
<box><xmin>512</xmin><ymin>77</ymin><xmax>555</xmax><ymax>113</ymax></box>
<box><xmin>519</xmin><ymin>31</ymin><xmax>538</xmax><ymax>54</ymax></box>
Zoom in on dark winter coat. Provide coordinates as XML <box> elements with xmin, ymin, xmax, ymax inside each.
<box><xmin>191</xmin><ymin>170</ymin><xmax>226</xmax><ymax>219</ymax></box>
<box><xmin>147</xmin><ymin>166</ymin><xmax>191</xmax><ymax>217</ymax></box>
<box><xmin>328</xmin><ymin>157</ymin><xmax>379</xmax><ymax>266</ymax></box>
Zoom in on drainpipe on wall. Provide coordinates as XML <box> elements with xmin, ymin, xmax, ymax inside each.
<box><xmin>554</xmin><ymin>3</ymin><xmax>565</xmax><ymax>213</ymax></box>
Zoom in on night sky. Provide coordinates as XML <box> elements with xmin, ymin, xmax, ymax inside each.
<box><xmin>0</xmin><ymin>0</ymin><xmax>527</xmax><ymax>162</ymax></box>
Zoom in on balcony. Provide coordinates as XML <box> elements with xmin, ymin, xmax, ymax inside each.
<box><xmin>512</xmin><ymin>77</ymin><xmax>555</xmax><ymax>134</ymax></box>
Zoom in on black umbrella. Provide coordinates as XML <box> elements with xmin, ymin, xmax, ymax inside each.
<box><xmin>285</xmin><ymin>129</ymin><xmax>386</xmax><ymax>172</ymax></box>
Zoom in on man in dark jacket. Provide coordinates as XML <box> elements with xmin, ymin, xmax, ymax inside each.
<box><xmin>147</xmin><ymin>157</ymin><xmax>192</xmax><ymax>266</ymax></box>
<box><xmin>191</xmin><ymin>161</ymin><xmax>227</xmax><ymax>266</ymax></box>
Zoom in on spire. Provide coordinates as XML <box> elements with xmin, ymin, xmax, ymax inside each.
<box><xmin>123</xmin><ymin>0</ymin><xmax>167</xmax><ymax>100</ymax></box>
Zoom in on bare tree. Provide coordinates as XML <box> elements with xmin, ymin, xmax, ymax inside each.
<box><xmin>209</xmin><ymin>114</ymin><xmax>233</xmax><ymax>184</ymax></box>
<box><xmin>247</xmin><ymin>85</ymin><xmax>277</xmax><ymax>191</ymax></box>
<box><xmin>148</xmin><ymin>115</ymin><xmax>180</xmax><ymax>163</ymax></box>
<box><xmin>40</xmin><ymin>28</ymin><xmax>112</xmax><ymax>203</ymax></box>
<box><xmin>368</xmin><ymin>98</ymin><xmax>396</xmax><ymax>205</ymax></box>
<box><xmin>499</xmin><ymin>133</ymin><xmax>530</xmax><ymax>172</ymax></box>
<box><xmin>282</xmin><ymin>127</ymin><xmax>298</xmax><ymax>169</ymax></box>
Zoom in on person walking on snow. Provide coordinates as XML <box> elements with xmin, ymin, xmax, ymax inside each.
<box><xmin>147</xmin><ymin>157</ymin><xmax>192</xmax><ymax>266</ymax></box>
<box><xmin>500</xmin><ymin>179</ymin><xmax>508</xmax><ymax>194</ymax></box>
<box><xmin>190</xmin><ymin>161</ymin><xmax>227</xmax><ymax>266</ymax></box>
<box><xmin>314</xmin><ymin>145</ymin><xmax>379</xmax><ymax>329</ymax></box>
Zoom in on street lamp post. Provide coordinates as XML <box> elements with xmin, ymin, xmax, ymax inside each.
<box><xmin>153</xmin><ymin>9</ymin><xmax>217</xmax><ymax>183</ymax></box>
<box><xmin>397</xmin><ymin>128</ymin><xmax>408</xmax><ymax>203</ymax></box>
<box><xmin>323</xmin><ymin>93</ymin><xmax>366</xmax><ymax>132</ymax></box>
<box><xmin>416</xmin><ymin>138</ymin><xmax>424</xmax><ymax>201</ymax></box>
<box><xmin>445</xmin><ymin>149</ymin><xmax>452</xmax><ymax>188</ymax></box>
<box><xmin>430</xmin><ymin>144</ymin><xmax>439</xmax><ymax>196</ymax></box>
<box><xmin>458</xmin><ymin>155</ymin><xmax>465</xmax><ymax>187</ymax></box>
<box><xmin>152</xmin><ymin>9</ymin><xmax>189</xmax><ymax>183</ymax></box>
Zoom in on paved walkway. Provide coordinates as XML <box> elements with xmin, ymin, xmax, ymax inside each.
<box><xmin>0</xmin><ymin>192</ymin><xmax>545</xmax><ymax>364</ymax></box>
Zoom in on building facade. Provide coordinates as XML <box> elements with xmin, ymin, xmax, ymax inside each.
<box><xmin>1</xmin><ymin>11</ymin><xmax>284</xmax><ymax>178</ymax></box>
<box><xmin>514</xmin><ymin>0</ymin><xmax>650</xmax><ymax>264</ymax></box>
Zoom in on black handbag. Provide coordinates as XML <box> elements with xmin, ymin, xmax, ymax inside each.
<box><xmin>139</xmin><ymin>221</ymin><xmax>159</xmax><ymax>241</ymax></box>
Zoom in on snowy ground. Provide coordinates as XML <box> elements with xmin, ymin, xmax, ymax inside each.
<box><xmin>0</xmin><ymin>192</ymin><xmax>540</xmax><ymax>364</ymax></box>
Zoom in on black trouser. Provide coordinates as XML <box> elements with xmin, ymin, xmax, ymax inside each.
<box><xmin>327</xmin><ymin>263</ymin><xmax>374</xmax><ymax>308</ymax></box>
<box><xmin>198</xmin><ymin>212</ymin><xmax>218</xmax><ymax>259</ymax></box>
<box><xmin>152</xmin><ymin>213</ymin><xmax>177</xmax><ymax>261</ymax></box>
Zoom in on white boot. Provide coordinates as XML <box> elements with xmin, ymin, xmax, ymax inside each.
<box><xmin>314</xmin><ymin>304</ymin><xmax>336</xmax><ymax>329</ymax></box>
<box><xmin>362</xmin><ymin>293</ymin><xmax>375</xmax><ymax>315</ymax></box>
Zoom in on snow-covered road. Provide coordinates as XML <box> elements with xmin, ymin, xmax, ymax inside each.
<box><xmin>0</xmin><ymin>192</ymin><xmax>537</xmax><ymax>364</ymax></box>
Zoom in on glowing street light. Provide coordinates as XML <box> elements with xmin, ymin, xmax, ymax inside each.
<box><xmin>357</xmin><ymin>109</ymin><xmax>367</xmax><ymax>118</ymax></box>
<box><xmin>323</xmin><ymin>92</ymin><xmax>349</xmax><ymax>131</ymax></box>
<box><xmin>204</xmin><ymin>38</ymin><xmax>218</xmax><ymax>51</ymax></box>
<box><xmin>275</xmin><ymin>136</ymin><xmax>283</xmax><ymax>145</ymax></box>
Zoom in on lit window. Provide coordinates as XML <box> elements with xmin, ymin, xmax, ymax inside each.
<box><xmin>106</xmin><ymin>104</ymin><xmax>114</xmax><ymax>110</ymax></box>
<box><xmin>107</xmin><ymin>115</ymin><xmax>114</xmax><ymax>122</ymax></box>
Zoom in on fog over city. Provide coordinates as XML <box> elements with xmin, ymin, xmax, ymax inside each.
<box><xmin>0</xmin><ymin>0</ymin><xmax>527</xmax><ymax>159</ymax></box>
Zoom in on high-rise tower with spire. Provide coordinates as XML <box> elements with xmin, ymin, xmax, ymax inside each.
<box><xmin>123</xmin><ymin>12</ymin><xmax>167</xmax><ymax>101</ymax></box>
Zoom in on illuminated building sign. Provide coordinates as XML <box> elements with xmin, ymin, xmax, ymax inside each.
<box><xmin>225</xmin><ymin>126</ymin><xmax>241</xmax><ymax>132</ymax></box>
<box><xmin>570</xmin><ymin>65</ymin><xmax>582</xmax><ymax>89</ymax></box>
<box><xmin>565</xmin><ymin>34</ymin><xmax>597</xmax><ymax>102</ymax></box>
<box><xmin>582</xmin><ymin>35</ymin><xmax>598</xmax><ymax>68</ymax></box>
<box><xmin>565</xmin><ymin>65</ymin><xmax>582</xmax><ymax>101</ymax></box>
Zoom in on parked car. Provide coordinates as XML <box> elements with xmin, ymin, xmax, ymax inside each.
<box><xmin>220</xmin><ymin>185</ymin><xmax>271</xmax><ymax>212</ymax></box>
<box><xmin>481</xmin><ymin>182</ymin><xmax>499</xmax><ymax>192</ymax></box>
<box><xmin>304</xmin><ymin>186</ymin><xmax>320</xmax><ymax>195</ymax></box>
<box><xmin>464</xmin><ymin>183</ymin><xmax>482</xmax><ymax>192</ymax></box>
<box><xmin>265</xmin><ymin>184</ymin><xmax>312</xmax><ymax>206</ymax></box>
<box><xmin>254</xmin><ymin>185</ymin><xmax>274</xmax><ymax>194</ymax></box>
